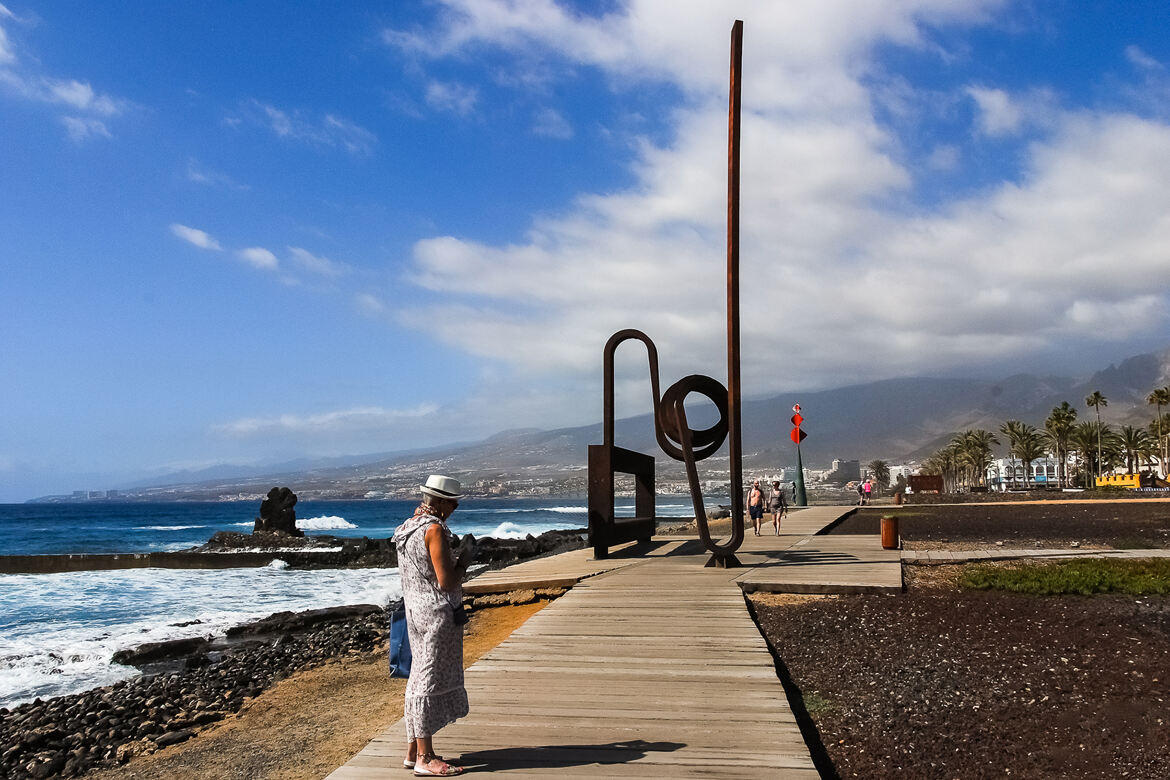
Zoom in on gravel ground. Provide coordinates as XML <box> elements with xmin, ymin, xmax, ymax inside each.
<box><xmin>751</xmin><ymin>570</ymin><xmax>1170</xmax><ymax>779</ymax></box>
<box><xmin>830</xmin><ymin>502</ymin><xmax>1170</xmax><ymax>549</ymax></box>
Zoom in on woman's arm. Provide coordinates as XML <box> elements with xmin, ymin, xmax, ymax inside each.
<box><xmin>425</xmin><ymin>522</ymin><xmax>464</xmax><ymax>592</ymax></box>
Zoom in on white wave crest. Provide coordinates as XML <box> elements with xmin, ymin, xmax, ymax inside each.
<box><xmin>488</xmin><ymin>522</ymin><xmax>535</xmax><ymax>539</ymax></box>
<box><xmin>266</xmin><ymin>559</ymin><xmax>289</xmax><ymax>570</ymax></box>
<box><xmin>144</xmin><ymin>525</ymin><xmax>205</xmax><ymax>531</ymax></box>
<box><xmin>296</xmin><ymin>515</ymin><xmax>356</xmax><ymax>530</ymax></box>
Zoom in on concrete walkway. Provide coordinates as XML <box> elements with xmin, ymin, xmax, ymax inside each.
<box><xmin>902</xmin><ymin>547</ymin><xmax>1170</xmax><ymax>564</ymax></box>
<box><xmin>328</xmin><ymin>506</ymin><xmax>889</xmax><ymax>779</ymax></box>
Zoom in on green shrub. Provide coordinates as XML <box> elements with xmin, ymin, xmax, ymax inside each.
<box><xmin>959</xmin><ymin>558</ymin><xmax>1170</xmax><ymax>595</ymax></box>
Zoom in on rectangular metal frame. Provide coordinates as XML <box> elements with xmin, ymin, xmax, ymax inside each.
<box><xmin>587</xmin><ymin>444</ymin><xmax>656</xmax><ymax>559</ymax></box>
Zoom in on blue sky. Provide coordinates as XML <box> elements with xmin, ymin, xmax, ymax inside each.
<box><xmin>3</xmin><ymin>1</ymin><xmax>1170</xmax><ymax>500</ymax></box>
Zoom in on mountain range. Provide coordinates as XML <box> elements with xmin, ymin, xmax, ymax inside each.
<box><xmin>101</xmin><ymin>346</ymin><xmax>1170</xmax><ymax>499</ymax></box>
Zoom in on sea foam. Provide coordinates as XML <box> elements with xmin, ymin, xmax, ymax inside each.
<box><xmin>296</xmin><ymin>515</ymin><xmax>357</xmax><ymax>531</ymax></box>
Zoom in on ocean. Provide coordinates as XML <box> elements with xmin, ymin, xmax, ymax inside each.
<box><xmin>0</xmin><ymin>497</ymin><xmax>695</xmax><ymax>709</ymax></box>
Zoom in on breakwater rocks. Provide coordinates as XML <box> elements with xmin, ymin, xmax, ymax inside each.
<box><xmin>196</xmin><ymin>528</ymin><xmax>588</xmax><ymax>570</ymax></box>
<box><xmin>0</xmin><ymin>528</ymin><xmax>588</xmax><ymax>575</ymax></box>
<box><xmin>0</xmin><ymin>605</ymin><xmax>387</xmax><ymax>779</ymax></box>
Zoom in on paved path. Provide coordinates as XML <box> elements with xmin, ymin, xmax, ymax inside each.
<box><xmin>328</xmin><ymin>506</ymin><xmax>885</xmax><ymax>779</ymax></box>
<box><xmin>903</xmin><ymin>547</ymin><xmax>1170</xmax><ymax>564</ymax></box>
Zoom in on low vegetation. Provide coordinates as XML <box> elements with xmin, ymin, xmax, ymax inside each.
<box><xmin>959</xmin><ymin>558</ymin><xmax>1170</xmax><ymax>595</ymax></box>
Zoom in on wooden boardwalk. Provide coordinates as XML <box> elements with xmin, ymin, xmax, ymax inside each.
<box><xmin>329</xmin><ymin>506</ymin><xmax>888</xmax><ymax>778</ymax></box>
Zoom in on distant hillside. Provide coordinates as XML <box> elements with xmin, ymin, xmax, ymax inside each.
<box><xmin>97</xmin><ymin>346</ymin><xmax>1170</xmax><ymax>497</ymax></box>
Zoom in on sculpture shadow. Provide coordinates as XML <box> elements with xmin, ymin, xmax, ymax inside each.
<box><xmin>754</xmin><ymin>550</ymin><xmax>863</xmax><ymax>566</ymax></box>
<box><xmin>605</xmin><ymin>539</ymin><xmax>673</xmax><ymax>558</ymax></box>
<box><xmin>455</xmin><ymin>739</ymin><xmax>686</xmax><ymax>772</ymax></box>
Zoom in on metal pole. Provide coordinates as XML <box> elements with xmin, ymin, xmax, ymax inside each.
<box><xmin>725</xmin><ymin>19</ymin><xmax>745</xmax><ymax>556</ymax></box>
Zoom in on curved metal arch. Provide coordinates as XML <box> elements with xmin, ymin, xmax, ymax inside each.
<box><xmin>601</xmin><ymin>329</ymin><xmax>744</xmax><ymax>565</ymax></box>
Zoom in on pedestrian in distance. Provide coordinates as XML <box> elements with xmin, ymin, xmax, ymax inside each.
<box><xmin>748</xmin><ymin>480</ymin><xmax>765</xmax><ymax>536</ymax></box>
<box><xmin>856</xmin><ymin>481</ymin><xmax>865</xmax><ymax>506</ymax></box>
<box><xmin>769</xmin><ymin>480</ymin><xmax>788</xmax><ymax>535</ymax></box>
<box><xmin>863</xmin><ymin>477</ymin><xmax>873</xmax><ymax>505</ymax></box>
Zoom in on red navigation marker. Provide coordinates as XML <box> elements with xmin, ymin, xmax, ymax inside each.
<box><xmin>790</xmin><ymin>402</ymin><xmax>807</xmax><ymax>444</ymax></box>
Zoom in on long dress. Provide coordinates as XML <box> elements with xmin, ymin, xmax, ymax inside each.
<box><xmin>392</xmin><ymin>511</ymin><xmax>469</xmax><ymax>739</ymax></box>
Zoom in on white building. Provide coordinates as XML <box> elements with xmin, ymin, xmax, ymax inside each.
<box><xmin>986</xmin><ymin>456</ymin><xmax>1062</xmax><ymax>490</ymax></box>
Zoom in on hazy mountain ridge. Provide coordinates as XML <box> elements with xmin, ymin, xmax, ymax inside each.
<box><xmin>73</xmin><ymin>346</ymin><xmax>1170</xmax><ymax>500</ymax></box>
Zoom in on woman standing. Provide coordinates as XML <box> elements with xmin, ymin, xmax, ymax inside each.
<box><xmin>393</xmin><ymin>475</ymin><xmax>469</xmax><ymax>777</ymax></box>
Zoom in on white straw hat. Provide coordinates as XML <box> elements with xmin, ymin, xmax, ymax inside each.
<box><xmin>421</xmin><ymin>474</ymin><xmax>463</xmax><ymax>500</ymax></box>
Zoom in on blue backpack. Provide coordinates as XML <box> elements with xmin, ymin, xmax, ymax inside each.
<box><xmin>388</xmin><ymin>606</ymin><xmax>411</xmax><ymax>678</ymax></box>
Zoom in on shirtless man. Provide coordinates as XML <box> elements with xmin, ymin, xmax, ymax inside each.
<box><xmin>748</xmin><ymin>480</ymin><xmax>765</xmax><ymax>536</ymax></box>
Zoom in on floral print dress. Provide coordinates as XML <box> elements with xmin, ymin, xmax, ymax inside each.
<box><xmin>393</xmin><ymin>511</ymin><xmax>469</xmax><ymax>739</ymax></box>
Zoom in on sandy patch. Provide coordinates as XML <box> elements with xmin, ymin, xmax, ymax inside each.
<box><xmin>90</xmin><ymin>600</ymin><xmax>549</xmax><ymax>780</ymax></box>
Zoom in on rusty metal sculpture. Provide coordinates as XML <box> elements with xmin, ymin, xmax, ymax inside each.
<box><xmin>588</xmin><ymin>20</ymin><xmax>745</xmax><ymax>568</ymax></box>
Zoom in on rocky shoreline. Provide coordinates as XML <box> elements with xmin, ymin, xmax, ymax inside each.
<box><xmin>0</xmin><ymin>528</ymin><xmax>588</xmax><ymax>575</ymax></box>
<box><xmin>0</xmin><ymin>529</ymin><xmax>583</xmax><ymax>779</ymax></box>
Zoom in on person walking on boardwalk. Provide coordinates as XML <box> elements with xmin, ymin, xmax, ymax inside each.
<box><xmin>748</xmin><ymin>480</ymin><xmax>765</xmax><ymax>535</ymax></box>
<box><xmin>769</xmin><ymin>480</ymin><xmax>788</xmax><ymax>535</ymax></box>
<box><xmin>863</xmin><ymin>477</ymin><xmax>873</xmax><ymax>505</ymax></box>
<box><xmin>393</xmin><ymin>475</ymin><xmax>470</xmax><ymax>777</ymax></box>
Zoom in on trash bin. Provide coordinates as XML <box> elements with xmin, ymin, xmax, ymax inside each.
<box><xmin>880</xmin><ymin>515</ymin><xmax>899</xmax><ymax>550</ymax></box>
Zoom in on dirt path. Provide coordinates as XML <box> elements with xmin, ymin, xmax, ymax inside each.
<box><xmin>89</xmin><ymin>602</ymin><xmax>548</xmax><ymax>780</ymax></box>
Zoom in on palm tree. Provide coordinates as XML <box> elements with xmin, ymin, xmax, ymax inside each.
<box><xmin>1070</xmin><ymin>422</ymin><xmax>1098</xmax><ymax>487</ymax></box>
<box><xmin>1085</xmin><ymin>391</ymin><xmax>1108</xmax><ymax>479</ymax></box>
<box><xmin>1149</xmin><ymin>386</ymin><xmax>1170</xmax><ymax>477</ymax></box>
<box><xmin>922</xmin><ymin>444</ymin><xmax>962</xmax><ymax>492</ymax></box>
<box><xmin>1045</xmin><ymin>402</ymin><xmax>1077</xmax><ymax>488</ymax></box>
<box><xmin>1015</xmin><ymin>426</ymin><xmax>1047</xmax><ymax>489</ymax></box>
<box><xmin>1119</xmin><ymin>425</ymin><xmax>1151</xmax><ymax>475</ymax></box>
<box><xmin>999</xmin><ymin>420</ymin><xmax>1027</xmax><ymax>488</ymax></box>
<box><xmin>952</xmin><ymin>429</ymin><xmax>1000</xmax><ymax>488</ymax></box>
<box><xmin>866</xmin><ymin>460</ymin><xmax>890</xmax><ymax>495</ymax></box>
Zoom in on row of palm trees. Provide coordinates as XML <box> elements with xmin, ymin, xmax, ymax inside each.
<box><xmin>921</xmin><ymin>385</ymin><xmax>1170</xmax><ymax>491</ymax></box>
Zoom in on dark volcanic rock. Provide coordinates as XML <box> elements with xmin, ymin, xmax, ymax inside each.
<box><xmin>225</xmin><ymin>604</ymin><xmax>382</xmax><ymax>637</ymax></box>
<box><xmin>111</xmin><ymin>637</ymin><xmax>210</xmax><ymax>668</ymax></box>
<box><xmin>253</xmin><ymin>486</ymin><xmax>301</xmax><ymax>536</ymax></box>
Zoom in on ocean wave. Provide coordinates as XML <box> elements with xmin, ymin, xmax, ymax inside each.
<box><xmin>296</xmin><ymin>515</ymin><xmax>357</xmax><ymax>531</ymax></box>
<box><xmin>0</xmin><ymin>566</ymin><xmax>402</xmax><ymax>709</ymax></box>
<box><xmin>203</xmin><ymin>547</ymin><xmax>344</xmax><ymax>554</ymax></box>
<box><xmin>485</xmin><ymin>521</ymin><xmax>547</xmax><ymax>539</ymax></box>
<box><xmin>142</xmin><ymin>525</ymin><xmax>205</xmax><ymax>531</ymax></box>
<box><xmin>458</xmin><ymin>505</ymin><xmax>586</xmax><ymax>515</ymax></box>
<box><xmin>266</xmin><ymin>559</ymin><xmax>289</xmax><ymax>570</ymax></box>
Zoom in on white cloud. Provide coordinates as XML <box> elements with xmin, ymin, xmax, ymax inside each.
<box><xmin>186</xmin><ymin>158</ymin><xmax>248</xmax><ymax>190</ymax></box>
<box><xmin>425</xmin><ymin>80</ymin><xmax>478</xmax><ymax>115</ymax></box>
<box><xmin>1125</xmin><ymin>45</ymin><xmax>1162</xmax><ymax>72</ymax></box>
<box><xmin>169</xmin><ymin>223</ymin><xmax>222</xmax><ymax>251</ymax></box>
<box><xmin>926</xmin><ymin>143</ymin><xmax>960</xmax><ymax>171</ymax></box>
<box><xmin>0</xmin><ymin>24</ymin><xmax>14</xmax><ymax>66</ymax></box>
<box><xmin>237</xmin><ymin>247</ymin><xmax>279</xmax><ymax>271</ymax></box>
<box><xmin>288</xmin><ymin>247</ymin><xmax>346</xmax><ymax>277</ymax></box>
<box><xmin>0</xmin><ymin>11</ymin><xmax>128</xmax><ymax>139</ymax></box>
<box><xmin>241</xmin><ymin>100</ymin><xmax>376</xmax><ymax>155</ymax></box>
<box><xmin>386</xmin><ymin>0</ymin><xmax>1170</xmax><ymax>401</ymax></box>
<box><xmin>60</xmin><ymin>116</ymin><xmax>111</xmax><ymax>143</ymax></box>
<box><xmin>966</xmin><ymin>85</ymin><xmax>1057</xmax><ymax>137</ymax></box>
<box><xmin>215</xmin><ymin>404</ymin><xmax>440</xmax><ymax>437</ymax></box>
<box><xmin>532</xmin><ymin>107</ymin><xmax>573</xmax><ymax>139</ymax></box>
<box><xmin>966</xmin><ymin>85</ymin><xmax>1021</xmax><ymax>136</ymax></box>
<box><xmin>47</xmin><ymin>79</ymin><xmax>119</xmax><ymax>115</ymax></box>
<box><xmin>355</xmin><ymin>293</ymin><xmax>387</xmax><ymax>317</ymax></box>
